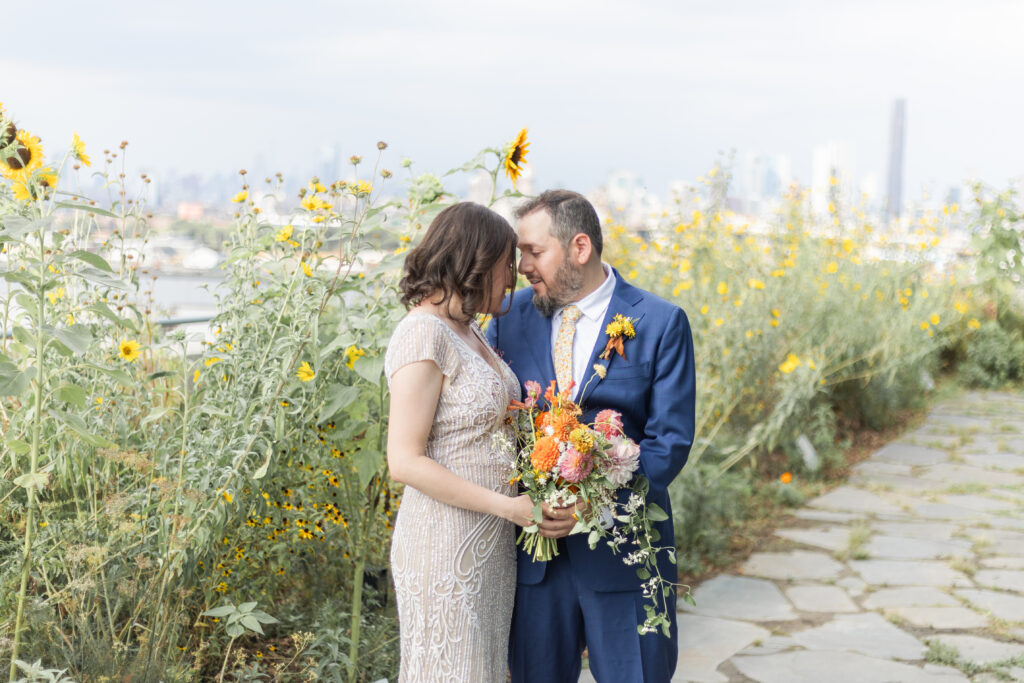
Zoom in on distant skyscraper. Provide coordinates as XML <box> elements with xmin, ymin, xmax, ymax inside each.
<box><xmin>741</xmin><ymin>153</ymin><xmax>792</xmax><ymax>210</ymax></box>
<box><xmin>886</xmin><ymin>99</ymin><xmax>906</xmax><ymax>221</ymax></box>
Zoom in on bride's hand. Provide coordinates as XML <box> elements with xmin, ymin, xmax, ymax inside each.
<box><xmin>503</xmin><ymin>494</ymin><xmax>538</xmax><ymax>528</ymax></box>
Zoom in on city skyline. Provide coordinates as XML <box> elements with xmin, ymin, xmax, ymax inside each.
<box><xmin>4</xmin><ymin>0</ymin><xmax>1022</xmax><ymax>206</ymax></box>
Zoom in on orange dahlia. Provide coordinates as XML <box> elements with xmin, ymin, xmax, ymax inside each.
<box><xmin>530</xmin><ymin>436</ymin><xmax>560</xmax><ymax>472</ymax></box>
<box><xmin>552</xmin><ymin>412</ymin><xmax>579</xmax><ymax>441</ymax></box>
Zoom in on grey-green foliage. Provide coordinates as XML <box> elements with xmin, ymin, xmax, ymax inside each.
<box><xmin>669</xmin><ymin>462</ymin><xmax>751</xmax><ymax>574</ymax></box>
<box><xmin>960</xmin><ymin>320</ymin><xmax>1024</xmax><ymax>388</ymax></box>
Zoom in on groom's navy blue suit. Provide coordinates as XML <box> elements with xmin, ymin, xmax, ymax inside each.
<box><xmin>487</xmin><ymin>269</ymin><xmax>695</xmax><ymax>683</ymax></box>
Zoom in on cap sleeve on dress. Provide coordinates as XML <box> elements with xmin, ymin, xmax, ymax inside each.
<box><xmin>384</xmin><ymin>315</ymin><xmax>460</xmax><ymax>383</ymax></box>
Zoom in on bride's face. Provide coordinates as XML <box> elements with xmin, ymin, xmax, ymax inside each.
<box><xmin>483</xmin><ymin>254</ymin><xmax>516</xmax><ymax>315</ymax></box>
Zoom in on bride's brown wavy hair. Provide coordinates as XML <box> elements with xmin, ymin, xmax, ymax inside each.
<box><xmin>399</xmin><ymin>202</ymin><xmax>517</xmax><ymax>322</ymax></box>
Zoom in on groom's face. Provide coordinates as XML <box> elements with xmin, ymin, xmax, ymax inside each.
<box><xmin>516</xmin><ymin>209</ymin><xmax>584</xmax><ymax>317</ymax></box>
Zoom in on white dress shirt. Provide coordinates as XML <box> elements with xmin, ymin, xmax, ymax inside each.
<box><xmin>550</xmin><ymin>263</ymin><xmax>616</xmax><ymax>399</ymax></box>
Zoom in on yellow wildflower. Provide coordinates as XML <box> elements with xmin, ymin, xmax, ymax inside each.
<box><xmin>118</xmin><ymin>338</ymin><xmax>141</xmax><ymax>362</ymax></box>
<box><xmin>344</xmin><ymin>346</ymin><xmax>366</xmax><ymax>370</ymax></box>
<box><xmin>825</xmin><ymin>262</ymin><xmax>839</xmax><ymax>274</ymax></box>
<box><xmin>47</xmin><ymin>287</ymin><xmax>65</xmax><ymax>304</ymax></box>
<box><xmin>779</xmin><ymin>353</ymin><xmax>801</xmax><ymax>374</ymax></box>
<box><xmin>747</xmin><ymin>279</ymin><xmax>765</xmax><ymax>290</ymax></box>
<box><xmin>231</xmin><ymin>190</ymin><xmax>248</xmax><ymax>203</ymax></box>
<box><xmin>301</xmin><ymin>261</ymin><xmax>313</xmax><ymax>277</ymax></box>
<box><xmin>968</xmin><ymin>318</ymin><xmax>980</xmax><ymax>330</ymax></box>
<box><xmin>71</xmin><ymin>132</ymin><xmax>91</xmax><ymax>167</ymax></box>
<box><xmin>717</xmin><ymin>281</ymin><xmax>728</xmax><ymax>295</ymax></box>
<box><xmin>296</xmin><ymin>361</ymin><xmax>315</xmax><ymax>382</ymax></box>
<box><xmin>930</xmin><ymin>314</ymin><xmax>940</xmax><ymax>325</ymax></box>
<box><xmin>275</xmin><ymin>224</ymin><xmax>294</xmax><ymax>242</ymax></box>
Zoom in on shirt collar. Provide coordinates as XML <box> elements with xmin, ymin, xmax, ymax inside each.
<box><xmin>557</xmin><ymin>263</ymin><xmax>616</xmax><ymax>322</ymax></box>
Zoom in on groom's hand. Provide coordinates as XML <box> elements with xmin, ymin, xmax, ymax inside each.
<box><xmin>537</xmin><ymin>501</ymin><xmax>588</xmax><ymax>538</ymax></box>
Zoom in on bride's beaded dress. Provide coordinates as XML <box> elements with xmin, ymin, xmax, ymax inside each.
<box><xmin>384</xmin><ymin>313</ymin><xmax>521</xmax><ymax>683</ymax></box>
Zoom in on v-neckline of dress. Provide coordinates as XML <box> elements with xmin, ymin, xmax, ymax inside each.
<box><xmin>407</xmin><ymin>312</ymin><xmax>506</xmax><ymax>380</ymax></box>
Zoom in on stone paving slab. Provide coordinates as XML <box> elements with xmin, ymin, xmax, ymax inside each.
<box><xmin>773</xmin><ymin>527</ymin><xmax>850</xmax><ymax>552</ymax></box>
<box><xmin>740</xmin><ymin>551</ymin><xmax>845</xmax><ymax>581</ymax></box>
<box><xmin>673</xmin><ymin>615</ymin><xmax>770</xmax><ymax>683</ymax></box>
<box><xmin>784</xmin><ymin>585</ymin><xmax>859</xmax><ymax>613</ymax></box>
<box><xmin>807</xmin><ymin>486</ymin><xmax>904</xmax><ymax>515</ymax></box>
<box><xmin>919</xmin><ymin>463</ymin><xmax>1024</xmax><ymax>486</ymax></box>
<box><xmin>872</xmin><ymin>521</ymin><xmax>960</xmax><ymax>540</ymax></box>
<box><xmin>849</xmin><ymin>560</ymin><xmax>973</xmax><ymax>587</ymax></box>
<box><xmin>886</xmin><ymin>606</ymin><xmax>990</xmax><ymax>629</ymax></box>
<box><xmin>974</xmin><ymin>569</ymin><xmax>1024</xmax><ymax>592</ymax></box>
<box><xmin>730</xmin><ymin>651</ymin><xmax>968</xmax><ymax>683</ymax></box>
<box><xmin>963</xmin><ymin>452</ymin><xmax>1024</xmax><ymax>471</ymax></box>
<box><xmin>955</xmin><ymin>588</ymin><xmax>1024</xmax><ymax>621</ymax></box>
<box><xmin>790</xmin><ymin>612</ymin><xmax>925</xmax><ymax>660</ymax></box>
<box><xmin>861</xmin><ymin>586</ymin><xmax>961</xmax><ymax>609</ymax></box>
<box><xmin>864</xmin><ymin>535</ymin><xmax>973</xmax><ymax>560</ymax></box>
<box><xmin>874</xmin><ymin>443</ymin><xmax>949</xmax><ymax>466</ymax></box>
<box><xmin>930</xmin><ymin>634</ymin><xmax>1024</xmax><ymax>664</ymax></box>
<box><xmin>681</xmin><ymin>575</ymin><xmax>797</xmax><ymax>622</ymax></box>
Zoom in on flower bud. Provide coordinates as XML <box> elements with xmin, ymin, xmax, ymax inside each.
<box><xmin>377</xmin><ymin>141</ymin><xmax>388</xmax><ymax>150</ymax></box>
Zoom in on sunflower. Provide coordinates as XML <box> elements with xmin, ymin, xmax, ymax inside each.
<box><xmin>502</xmin><ymin>128</ymin><xmax>529</xmax><ymax>189</ymax></box>
<box><xmin>119</xmin><ymin>338</ymin><xmax>141</xmax><ymax>362</ymax></box>
<box><xmin>2</xmin><ymin>129</ymin><xmax>44</xmax><ymax>180</ymax></box>
<box><xmin>71</xmin><ymin>132</ymin><xmax>91</xmax><ymax>167</ymax></box>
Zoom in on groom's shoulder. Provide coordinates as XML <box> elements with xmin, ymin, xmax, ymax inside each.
<box><xmin>626</xmin><ymin>280</ymin><xmax>688</xmax><ymax>322</ymax></box>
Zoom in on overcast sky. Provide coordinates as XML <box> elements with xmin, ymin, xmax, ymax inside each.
<box><xmin>3</xmin><ymin>0</ymin><xmax>1022</xmax><ymax>201</ymax></box>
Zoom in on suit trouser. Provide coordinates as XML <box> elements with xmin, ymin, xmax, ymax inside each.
<box><xmin>508</xmin><ymin>541</ymin><xmax>678</xmax><ymax>683</ymax></box>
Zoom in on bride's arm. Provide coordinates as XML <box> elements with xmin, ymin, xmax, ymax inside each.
<box><xmin>387</xmin><ymin>359</ymin><xmax>538</xmax><ymax>528</ymax></box>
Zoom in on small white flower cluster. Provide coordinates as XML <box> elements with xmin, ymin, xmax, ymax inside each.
<box><xmin>624</xmin><ymin>548</ymin><xmax>651</xmax><ymax>566</ymax></box>
<box><xmin>625</xmin><ymin>493</ymin><xmax>644</xmax><ymax>515</ymax></box>
<box><xmin>640</xmin><ymin>575</ymin><xmax>659</xmax><ymax>598</ymax></box>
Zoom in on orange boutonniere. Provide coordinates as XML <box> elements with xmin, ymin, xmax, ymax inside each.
<box><xmin>599</xmin><ymin>313</ymin><xmax>637</xmax><ymax>361</ymax></box>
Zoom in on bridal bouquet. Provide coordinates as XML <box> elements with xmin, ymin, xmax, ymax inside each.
<box><xmin>497</xmin><ymin>379</ymin><xmax>690</xmax><ymax>635</ymax></box>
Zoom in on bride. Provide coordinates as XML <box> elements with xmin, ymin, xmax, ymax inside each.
<box><xmin>385</xmin><ymin>202</ymin><xmax>538</xmax><ymax>682</ymax></box>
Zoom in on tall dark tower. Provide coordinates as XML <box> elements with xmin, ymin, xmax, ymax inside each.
<box><xmin>886</xmin><ymin>99</ymin><xmax>906</xmax><ymax>221</ymax></box>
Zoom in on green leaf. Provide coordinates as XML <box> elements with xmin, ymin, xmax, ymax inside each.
<box><xmin>0</xmin><ymin>362</ymin><xmax>30</xmax><ymax>397</ymax></box>
<box><xmin>319</xmin><ymin>384</ymin><xmax>360</xmax><ymax>422</ymax></box>
<box><xmin>147</xmin><ymin>371</ymin><xmax>175</xmax><ymax>381</ymax></box>
<box><xmin>636</xmin><ymin>568</ymin><xmax>651</xmax><ymax>580</ymax></box>
<box><xmin>42</xmin><ymin>324</ymin><xmax>93</xmax><ymax>356</ymax></box>
<box><xmin>354</xmin><ymin>356</ymin><xmax>384</xmax><ymax>384</ymax></box>
<box><xmin>69</xmin><ymin>250</ymin><xmax>113</xmax><ymax>272</ymax></box>
<box><xmin>587</xmin><ymin>529</ymin><xmax>601</xmax><ymax>549</ymax></box>
<box><xmin>139</xmin><ymin>406</ymin><xmax>172</xmax><ymax>426</ymax></box>
<box><xmin>78</xmin><ymin>266</ymin><xmax>130</xmax><ymax>291</ymax></box>
<box><xmin>252</xmin><ymin>442</ymin><xmax>273</xmax><ymax>480</ymax></box>
<box><xmin>55</xmin><ymin>201</ymin><xmax>119</xmax><ymax>218</ymax></box>
<box><xmin>226</xmin><ymin>623</ymin><xmax>245</xmax><ymax>638</ymax></box>
<box><xmin>252</xmin><ymin>610</ymin><xmax>279</xmax><ymax>624</ymax></box>
<box><xmin>1</xmin><ymin>271</ymin><xmax>36</xmax><ymax>289</ymax></box>
<box><xmin>57</xmin><ymin>383</ymin><xmax>88</xmax><ymax>409</ymax></box>
<box><xmin>88</xmin><ymin>302</ymin><xmax>136</xmax><ymax>331</ymax></box>
<box><xmin>0</xmin><ymin>215</ymin><xmax>50</xmax><ymax>236</ymax></box>
<box><xmin>682</xmin><ymin>591</ymin><xmax>697</xmax><ymax>607</ymax></box>
<box><xmin>49</xmin><ymin>409</ymin><xmax>117</xmax><ymax>448</ymax></box>
<box><xmin>84</xmin><ymin>363</ymin><xmax>134</xmax><ymax>388</ymax></box>
<box><xmin>6</xmin><ymin>438</ymin><xmax>30</xmax><ymax>455</ymax></box>
<box><xmin>238</xmin><ymin>601</ymin><xmax>257</xmax><ymax>612</ymax></box>
<box><xmin>240</xmin><ymin>615</ymin><xmax>263</xmax><ymax>634</ymax></box>
<box><xmin>646</xmin><ymin>503</ymin><xmax>669</xmax><ymax>522</ymax></box>
<box><xmin>13</xmin><ymin>471</ymin><xmax>49</xmax><ymax>491</ymax></box>
<box><xmin>353</xmin><ymin>448</ymin><xmax>383</xmax><ymax>489</ymax></box>
<box><xmin>201</xmin><ymin>605</ymin><xmax>236</xmax><ymax>618</ymax></box>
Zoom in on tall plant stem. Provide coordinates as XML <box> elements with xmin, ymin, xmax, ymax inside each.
<box><xmin>9</xmin><ymin>233</ymin><xmax>48</xmax><ymax>682</ymax></box>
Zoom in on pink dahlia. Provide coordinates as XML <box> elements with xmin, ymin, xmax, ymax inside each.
<box><xmin>594</xmin><ymin>409</ymin><xmax>624</xmax><ymax>439</ymax></box>
<box><xmin>605</xmin><ymin>437</ymin><xmax>640</xmax><ymax>487</ymax></box>
<box><xmin>558</xmin><ymin>446</ymin><xmax>594</xmax><ymax>483</ymax></box>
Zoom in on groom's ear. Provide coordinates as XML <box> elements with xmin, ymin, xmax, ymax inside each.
<box><xmin>568</xmin><ymin>233</ymin><xmax>593</xmax><ymax>265</ymax></box>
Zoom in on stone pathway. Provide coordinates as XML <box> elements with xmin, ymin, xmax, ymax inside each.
<box><xmin>582</xmin><ymin>390</ymin><xmax>1024</xmax><ymax>682</ymax></box>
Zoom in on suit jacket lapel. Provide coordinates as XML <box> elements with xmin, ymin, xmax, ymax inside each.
<box><xmin>523</xmin><ymin>294</ymin><xmax>556</xmax><ymax>387</ymax></box>
<box><xmin>578</xmin><ymin>270</ymin><xmax>645</xmax><ymax>406</ymax></box>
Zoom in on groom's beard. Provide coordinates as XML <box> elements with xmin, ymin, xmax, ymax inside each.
<box><xmin>532</xmin><ymin>260</ymin><xmax>585</xmax><ymax>317</ymax></box>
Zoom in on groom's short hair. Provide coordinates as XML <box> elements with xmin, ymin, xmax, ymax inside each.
<box><xmin>515</xmin><ymin>190</ymin><xmax>603</xmax><ymax>257</ymax></box>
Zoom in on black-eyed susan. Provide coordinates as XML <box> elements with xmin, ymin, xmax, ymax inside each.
<box><xmin>503</xmin><ymin>128</ymin><xmax>529</xmax><ymax>189</ymax></box>
<box><xmin>2</xmin><ymin>129</ymin><xmax>44</xmax><ymax>180</ymax></box>
<box><xmin>296</xmin><ymin>361</ymin><xmax>315</xmax><ymax>382</ymax></box>
<box><xmin>119</xmin><ymin>338</ymin><xmax>141</xmax><ymax>362</ymax></box>
<box><xmin>71</xmin><ymin>132</ymin><xmax>91</xmax><ymax>167</ymax></box>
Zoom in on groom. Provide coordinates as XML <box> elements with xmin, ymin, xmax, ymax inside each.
<box><xmin>487</xmin><ymin>190</ymin><xmax>695</xmax><ymax>683</ymax></box>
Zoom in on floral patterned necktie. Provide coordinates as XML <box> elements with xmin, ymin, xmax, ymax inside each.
<box><xmin>554</xmin><ymin>305</ymin><xmax>582</xmax><ymax>394</ymax></box>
